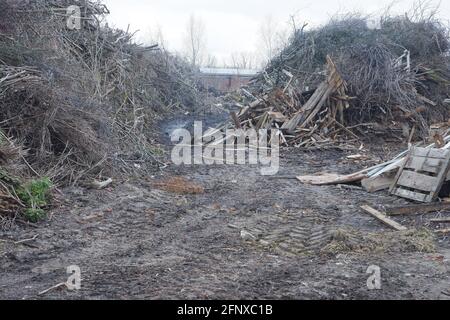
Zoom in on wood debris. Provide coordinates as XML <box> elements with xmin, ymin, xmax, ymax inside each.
<box><xmin>361</xmin><ymin>173</ymin><xmax>395</xmax><ymax>193</ymax></box>
<box><xmin>296</xmin><ymin>172</ymin><xmax>366</xmax><ymax>185</ymax></box>
<box><xmin>386</xmin><ymin>202</ymin><xmax>450</xmax><ymax>216</ymax></box>
<box><xmin>360</xmin><ymin>205</ymin><xmax>407</xmax><ymax>231</ymax></box>
<box><xmin>389</xmin><ymin>147</ymin><xmax>450</xmax><ymax>203</ymax></box>
<box><xmin>229</xmin><ymin>56</ymin><xmax>356</xmax><ymax>148</ymax></box>
<box><xmin>304</xmin><ymin>132</ymin><xmax>450</xmax><ymax>198</ymax></box>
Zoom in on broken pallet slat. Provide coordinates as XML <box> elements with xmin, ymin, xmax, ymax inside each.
<box><xmin>360</xmin><ymin>205</ymin><xmax>408</xmax><ymax>231</ymax></box>
<box><xmin>410</xmin><ymin>147</ymin><xmax>450</xmax><ymax>159</ymax></box>
<box><xmin>405</xmin><ymin>156</ymin><xmax>442</xmax><ymax>174</ymax></box>
<box><xmin>392</xmin><ymin>188</ymin><xmax>432</xmax><ymax>203</ymax></box>
<box><xmin>397</xmin><ymin>171</ymin><xmax>440</xmax><ymax>192</ymax></box>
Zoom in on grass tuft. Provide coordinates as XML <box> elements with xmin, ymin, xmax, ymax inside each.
<box><xmin>16</xmin><ymin>177</ymin><xmax>52</xmax><ymax>222</ymax></box>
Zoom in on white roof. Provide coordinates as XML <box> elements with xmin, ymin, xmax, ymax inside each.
<box><xmin>200</xmin><ymin>68</ymin><xmax>260</xmax><ymax>76</ymax></box>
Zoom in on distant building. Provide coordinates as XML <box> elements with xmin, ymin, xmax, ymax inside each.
<box><xmin>198</xmin><ymin>68</ymin><xmax>259</xmax><ymax>93</ymax></box>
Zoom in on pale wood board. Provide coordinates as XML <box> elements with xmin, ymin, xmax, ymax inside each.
<box><xmin>296</xmin><ymin>173</ymin><xmax>366</xmax><ymax>185</ymax></box>
<box><xmin>392</xmin><ymin>188</ymin><xmax>431</xmax><ymax>203</ymax></box>
<box><xmin>361</xmin><ymin>174</ymin><xmax>395</xmax><ymax>193</ymax></box>
<box><xmin>405</xmin><ymin>156</ymin><xmax>442</xmax><ymax>174</ymax></box>
<box><xmin>397</xmin><ymin>171</ymin><xmax>439</xmax><ymax>192</ymax></box>
<box><xmin>410</xmin><ymin>147</ymin><xmax>449</xmax><ymax>159</ymax></box>
<box><xmin>360</xmin><ymin>205</ymin><xmax>408</xmax><ymax>231</ymax></box>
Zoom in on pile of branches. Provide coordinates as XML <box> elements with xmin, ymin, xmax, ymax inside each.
<box><xmin>0</xmin><ymin>130</ymin><xmax>25</xmax><ymax>227</ymax></box>
<box><xmin>235</xmin><ymin>13</ymin><xmax>450</xmax><ymax>147</ymax></box>
<box><xmin>0</xmin><ymin>0</ymin><xmax>201</xmax><ymax>185</ymax></box>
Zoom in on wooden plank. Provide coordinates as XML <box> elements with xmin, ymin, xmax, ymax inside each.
<box><xmin>389</xmin><ymin>155</ymin><xmax>410</xmax><ymax>193</ymax></box>
<box><xmin>410</xmin><ymin>147</ymin><xmax>450</xmax><ymax>159</ymax></box>
<box><xmin>392</xmin><ymin>187</ymin><xmax>431</xmax><ymax>202</ymax></box>
<box><xmin>405</xmin><ymin>156</ymin><xmax>442</xmax><ymax>174</ymax></box>
<box><xmin>386</xmin><ymin>202</ymin><xmax>450</xmax><ymax>216</ymax></box>
<box><xmin>397</xmin><ymin>170</ymin><xmax>440</xmax><ymax>192</ymax></box>
<box><xmin>282</xmin><ymin>56</ymin><xmax>344</xmax><ymax>132</ymax></box>
<box><xmin>360</xmin><ymin>205</ymin><xmax>408</xmax><ymax>231</ymax></box>
<box><xmin>298</xmin><ymin>85</ymin><xmax>338</xmax><ymax>130</ymax></box>
<box><xmin>296</xmin><ymin>172</ymin><xmax>366</xmax><ymax>185</ymax></box>
<box><xmin>361</xmin><ymin>174</ymin><xmax>395</xmax><ymax>193</ymax></box>
<box><xmin>281</xmin><ymin>82</ymin><xmax>328</xmax><ymax>132</ymax></box>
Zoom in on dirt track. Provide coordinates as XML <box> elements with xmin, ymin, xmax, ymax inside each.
<box><xmin>1</xmin><ymin>115</ymin><xmax>449</xmax><ymax>300</ymax></box>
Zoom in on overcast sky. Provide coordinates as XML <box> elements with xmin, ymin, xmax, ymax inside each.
<box><xmin>102</xmin><ymin>0</ymin><xmax>448</xmax><ymax>65</ymax></box>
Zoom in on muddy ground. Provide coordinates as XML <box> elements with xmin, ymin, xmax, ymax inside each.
<box><xmin>0</xmin><ymin>113</ymin><xmax>449</xmax><ymax>300</ymax></box>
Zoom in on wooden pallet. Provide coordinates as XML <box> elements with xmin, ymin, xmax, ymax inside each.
<box><xmin>390</xmin><ymin>147</ymin><xmax>450</xmax><ymax>202</ymax></box>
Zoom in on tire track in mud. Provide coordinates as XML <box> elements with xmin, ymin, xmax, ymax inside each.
<box><xmin>182</xmin><ymin>163</ymin><xmax>349</xmax><ymax>257</ymax></box>
<box><xmin>239</xmin><ymin>195</ymin><xmax>340</xmax><ymax>256</ymax></box>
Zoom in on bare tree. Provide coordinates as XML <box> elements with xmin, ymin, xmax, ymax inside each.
<box><xmin>258</xmin><ymin>15</ymin><xmax>276</xmax><ymax>62</ymax></box>
<box><xmin>204</xmin><ymin>54</ymin><xmax>218</xmax><ymax>68</ymax></box>
<box><xmin>229</xmin><ymin>52</ymin><xmax>258</xmax><ymax>69</ymax></box>
<box><xmin>257</xmin><ymin>15</ymin><xmax>290</xmax><ymax>63</ymax></box>
<box><xmin>183</xmin><ymin>14</ymin><xmax>206</xmax><ymax>67</ymax></box>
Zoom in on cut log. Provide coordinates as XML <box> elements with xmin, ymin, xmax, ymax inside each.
<box><xmin>360</xmin><ymin>205</ymin><xmax>408</xmax><ymax>231</ymax></box>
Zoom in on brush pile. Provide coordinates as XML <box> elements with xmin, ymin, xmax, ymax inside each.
<box><xmin>0</xmin><ymin>131</ymin><xmax>24</xmax><ymax>225</ymax></box>
<box><xmin>232</xmin><ymin>13</ymin><xmax>450</xmax><ymax>148</ymax></box>
<box><xmin>0</xmin><ymin>0</ymin><xmax>200</xmax><ymax>186</ymax></box>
